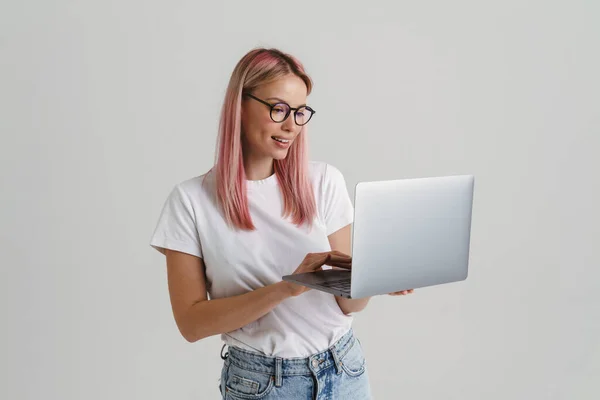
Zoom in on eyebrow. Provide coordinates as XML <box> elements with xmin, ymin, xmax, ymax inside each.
<box><xmin>266</xmin><ymin>97</ymin><xmax>307</xmax><ymax>108</ymax></box>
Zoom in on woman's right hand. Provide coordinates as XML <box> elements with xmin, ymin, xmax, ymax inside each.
<box><xmin>285</xmin><ymin>251</ymin><xmax>352</xmax><ymax>297</ymax></box>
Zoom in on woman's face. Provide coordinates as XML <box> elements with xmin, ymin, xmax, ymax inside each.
<box><xmin>241</xmin><ymin>74</ymin><xmax>308</xmax><ymax>162</ymax></box>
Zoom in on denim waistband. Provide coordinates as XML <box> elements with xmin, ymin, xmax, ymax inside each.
<box><xmin>225</xmin><ymin>328</ymin><xmax>356</xmax><ymax>385</ymax></box>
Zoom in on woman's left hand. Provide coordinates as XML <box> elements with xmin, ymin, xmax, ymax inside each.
<box><xmin>389</xmin><ymin>289</ymin><xmax>414</xmax><ymax>296</ymax></box>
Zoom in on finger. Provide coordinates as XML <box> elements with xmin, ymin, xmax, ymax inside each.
<box><xmin>307</xmin><ymin>254</ymin><xmax>331</xmax><ymax>271</ymax></box>
<box><xmin>326</xmin><ymin>254</ymin><xmax>352</xmax><ymax>265</ymax></box>
<box><xmin>314</xmin><ymin>251</ymin><xmax>350</xmax><ymax>258</ymax></box>
<box><xmin>323</xmin><ymin>257</ymin><xmax>352</xmax><ymax>270</ymax></box>
<box><xmin>327</xmin><ymin>256</ymin><xmax>352</xmax><ymax>263</ymax></box>
<box><xmin>326</xmin><ymin>260</ymin><xmax>352</xmax><ymax>270</ymax></box>
<box><xmin>309</xmin><ymin>252</ymin><xmax>351</xmax><ymax>267</ymax></box>
<box><xmin>329</xmin><ymin>250</ymin><xmax>352</xmax><ymax>259</ymax></box>
<box><xmin>325</xmin><ymin>258</ymin><xmax>352</xmax><ymax>267</ymax></box>
<box><xmin>328</xmin><ymin>264</ymin><xmax>352</xmax><ymax>270</ymax></box>
<box><xmin>302</xmin><ymin>253</ymin><xmax>352</xmax><ymax>272</ymax></box>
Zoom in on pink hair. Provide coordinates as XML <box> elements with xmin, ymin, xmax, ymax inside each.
<box><xmin>213</xmin><ymin>48</ymin><xmax>316</xmax><ymax>231</ymax></box>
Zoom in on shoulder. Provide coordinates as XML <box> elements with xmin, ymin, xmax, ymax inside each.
<box><xmin>176</xmin><ymin>172</ymin><xmax>210</xmax><ymax>195</ymax></box>
<box><xmin>308</xmin><ymin>161</ymin><xmax>348</xmax><ymax>187</ymax></box>
<box><xmin>166</xmin><ymin>169</ymin><xmax>215</xmax><ymax>209</ymax></box>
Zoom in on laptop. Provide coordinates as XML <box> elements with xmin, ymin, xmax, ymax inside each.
<box><xmin>282</xmin><ymin>174</ymin><xmax>475</xmax><ymax>299</ymax></box>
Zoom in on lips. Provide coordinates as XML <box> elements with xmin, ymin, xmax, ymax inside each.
<box><xmin>272</xmin><ymin>136</ymin><xmax>291</xmax><ymax>144</ymax></box>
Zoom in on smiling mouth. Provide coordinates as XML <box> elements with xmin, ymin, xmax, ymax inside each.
<box><xmin>272</xmin><ymin>136</ymin><xmax>290</xmax><ymax>144</ymax></box>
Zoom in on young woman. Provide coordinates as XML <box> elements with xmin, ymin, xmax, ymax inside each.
<box><xmin>150</xmin><ymin>47</ymin><xmax>413</xmax><ymax>399</ymax></box>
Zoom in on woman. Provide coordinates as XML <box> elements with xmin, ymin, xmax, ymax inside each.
<box><xmin>150</xmin><ymin>47</ymin><xmax>413</xmax><ymax>399</ymax></box>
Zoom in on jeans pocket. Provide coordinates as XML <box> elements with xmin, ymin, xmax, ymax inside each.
<box><xmin>224</xmin><ymin>363</ymin><xmax>275</xmax><ymax>399</ymax></box>
<box><xmin>340</xmin><ymin>338</ymin><xmax>367</xmax><ymax>377</ymax></box>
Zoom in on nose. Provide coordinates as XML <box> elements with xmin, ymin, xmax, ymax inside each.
<box><xmin>281</xmin><ymin>112</ymin><xmax>296</xmax><ymax>133</ymax></box>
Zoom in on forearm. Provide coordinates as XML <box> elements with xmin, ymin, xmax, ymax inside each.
<box><xmin>181</xmin><ymin>281</ymin><xmax>292</xmax><ymax>342</ymax></box>
<box><xmin>336</xmin><ymin>296</ymin><xmax>371</xmax><ymax>315</ymax></box>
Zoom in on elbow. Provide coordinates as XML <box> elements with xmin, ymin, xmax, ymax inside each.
<box><xmin>342</xmin><ymin>306</ymin><xmax>362</xmax><ymax>315</ymax></box>
<box><xmin>338</xmin><ymin>303</ymin><xmax>357</xmax><ymax>315</ymax></box>
<box><xmin>354</xmin><ymin>302</ymin><xmax>370</xmax><ymax>314</ymax></box>
<box><xmin>337</xmin><ymin>297</ymin><xmax>371</xmax><ymax>315</ymax></box>
<box><xmin>182</xmin><ymin>329</ymin><xmax>200</xmax><ymax>343</ymax></box>
<box><xmin>176</xmin><ymin>301</ymin><xmax>210</xmax><ymax>343</ymax></box>
<box><xmin>179</xmin><ymin>319</ymin><xmax>212</xmax><ymax>343</ymax></box>
<box><xmin>184</xmin><ymin>334</ymin><xmax>201</xmax><ymax>343</ymax></box>
<box><xmin>176</xmin><ymin>317</ymin><xmax>206</xmax><ymax>343</ymax></box>
<box><xmin>180</xmin><ymin>326</ymin><xmax>207</xmax><ymax>343</ymax></box>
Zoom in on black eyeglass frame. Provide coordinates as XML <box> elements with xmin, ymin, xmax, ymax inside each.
<box><xmin>244</xmin><ymin>93</ymin><xmax>316</xmax><ymax>126</ymax></box>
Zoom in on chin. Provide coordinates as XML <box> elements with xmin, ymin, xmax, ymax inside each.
<box><xmin>272</xmin><ymin>149</ymin><xmax>291</xmax><ymax>160</ymax></box>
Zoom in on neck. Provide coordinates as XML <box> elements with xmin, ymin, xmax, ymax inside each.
<box><xmin>244</xmin><ymin>154</ymin><xmax>275</xmax><ymax>181</ymax></box>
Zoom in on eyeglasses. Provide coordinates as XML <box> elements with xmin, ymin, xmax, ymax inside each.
<box><xmin>244</xmin><ymin>93</ymin><xmax>316</xmax><ymax>126</ymax></box>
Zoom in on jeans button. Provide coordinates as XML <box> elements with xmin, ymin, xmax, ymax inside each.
<box><xmin>312</xmin><ymin>359</ymin><xmax>319</xmax><ymax>368</ymax></box>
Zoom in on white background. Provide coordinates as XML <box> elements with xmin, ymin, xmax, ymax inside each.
<box><xmin>1</xmin><ymin>1</ymin><xmax>598</xmax><ymax>399</ymax></box>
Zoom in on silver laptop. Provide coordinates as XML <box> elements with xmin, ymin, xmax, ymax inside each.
<box><xmin>282</xmin><ymin>174</ymin><xmax>475</xmax><ymax>299</ymax></box>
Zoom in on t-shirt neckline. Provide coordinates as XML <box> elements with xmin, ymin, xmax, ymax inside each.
<box><xmin>246</xmin><ymin>173</ymin><xmax>278</xmax><ymax>188</ymax></box>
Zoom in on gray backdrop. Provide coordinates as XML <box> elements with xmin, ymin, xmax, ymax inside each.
<box><xmin>1</xmin><ymin>1</ymin><xmax>598</xmax><ymax>399</ymax></box>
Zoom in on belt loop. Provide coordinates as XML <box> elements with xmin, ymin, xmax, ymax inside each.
<box><xmin>220</xmin><ymin>344</ymin><xmax>229</xmax><ymax>360</ymax></box>
<box><xmin>275</xmin><ymin>357</ymin><xmax>283</xmax><ymax>387</ymax></box>
<box><xmin>329</xmin><ymin>345</ymin><xmax>343</xmax><ymax>375</ymax></box>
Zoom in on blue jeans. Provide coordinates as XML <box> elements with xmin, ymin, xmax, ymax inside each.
<box><xmin>219</xmin><ymin>329</ymin><xmax>372</xmax><ymax>399</ymax></box>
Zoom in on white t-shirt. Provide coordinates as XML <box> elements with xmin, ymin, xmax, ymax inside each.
<box><xmin>150</xmin><ymin>161</ymin><xmax>354</xmax><ymax>357</ymax></box>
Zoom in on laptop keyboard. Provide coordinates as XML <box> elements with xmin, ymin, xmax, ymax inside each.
<box><xmin>319</xmin><ymin>279</ymin><xmax>351</xmax><ymax>292</ymax></box>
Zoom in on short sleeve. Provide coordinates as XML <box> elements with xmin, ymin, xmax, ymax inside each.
<box><xmin>150</xmin><ymin>184</ymin><xmax>203</xmax><ymax>258</ymax></box>
<box><xmin>322</xmin><ymin>164</ymin><xmax>354</xmax><ymax>235</ymax></box>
